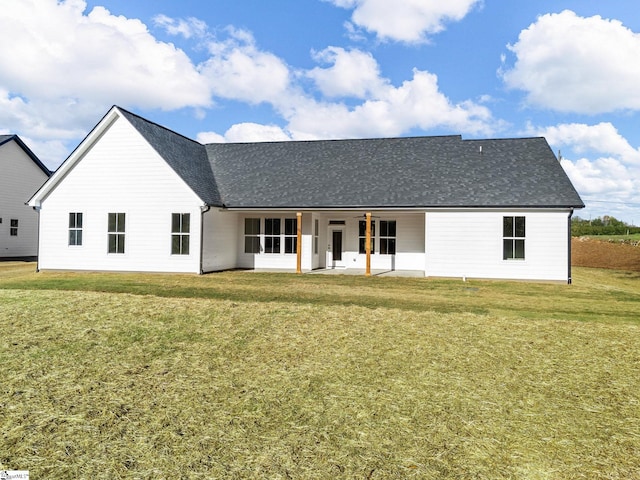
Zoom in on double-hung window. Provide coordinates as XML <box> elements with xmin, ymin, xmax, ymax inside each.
<box><xmin>503</xmin><ymin>216</ymin><xmax>525</xmax><ymax>260</ymax></box>
<box><xmin>69</xmin><ymin>213</ymin><xmax>83</xmax><ymax>246</ymax></box>
<box><xmin>358</xmin><ymin>220</ymin><xmax>375</xmax><ymax>254</ymax></box>
<box><xmin>264</xmin><ymin>218</ymin><xmax>281</xmax><ymax>253</ymax></box>
<box><xmin>9</xmin><ymin>219</ymin><xmax>18</xmax><ymax>237</ymax></box>
<box><xmin>171</xmin><ymin>213</ymin><xmax>190</xmax><ymax>255</ymax></box>
<box><xmin>108</xmin><ymin>213</ymin><xmax>125</xmax><ymax>254</ymax></box>
<box><xmin>314</xmin><ymin>219</ymin><xmax>319</xmax><ymax>255</ymax></box>
<box><xmin>379</xmin><ymin>220</ymin><xmax>396</xmax><ymax>255</ymax></box>
<box><xmin>244</xmin><ymin>218</ymin><xmax>261</xmax><ymax>253</ymax></box>
<box><xmin>284</xmin><ymin>218</ymin><xmax>297</xmax><ymax>254</ymax></box>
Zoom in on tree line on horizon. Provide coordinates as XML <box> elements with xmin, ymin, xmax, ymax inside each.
<box><xmin>571</xmin><ymin>216</ymin><xmax>640</xmax><ymax>236</ymax></box>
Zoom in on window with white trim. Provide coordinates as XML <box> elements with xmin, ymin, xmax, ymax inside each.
<box><xmin>379</xmin><ymin>220</ymin><xmax>396</xmax><ymax>255</ymax></box>
<box><xmin>171</xmin><ymin>213</ymin><xmax>190</xmax><ymax>255</ymax></box>
<box><xmin>69</xmin><ymin>213</ymin><xmax>83</xmax><ymax>246</ymax></box>
<box><xmin>358</xmin><ymin>220</ymin><xmax>375</xmax><ymax>254</ymax></box>
<box><xmin>314</xmin><ymin>219</ymin><xmax>319</xmax><ymax>255</ymax></box>
<box><xmin>264</xmin><ymin>218</ymin><xmax>281</xmax><ymax>253</ymax></box>
<box><xmin>284</xmin><ymin>218</ymin><xmax>297</xmax><ymax>254</ymax></box>
<box><xmin>108</xmin><ymin>213</ymin><xmax>125</xmax><ymax>254</ymax></box>
<box><xmin>10</xmin><ymin>219</ymin><xmax>18</xmax><ymax>236</ymax></box>
<box><xmin>503</xmin><ymin>216</ymin><xmax>525</xmax><ymax>260</ymax></box>
<box><xmin>244</xmin><ymin>218</ymin><xmax>261</xmax><ymax>253</ymax></box>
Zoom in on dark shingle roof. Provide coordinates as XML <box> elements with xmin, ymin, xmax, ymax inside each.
<box><xmin>205</xmin><ymin>136</ymin><xmax>584</xmax><ymax>209</ymax></box>
<box><xmin>0</xmin><ymin>134</ymin><xmax>51</xmax><ymax>176</ymax></box>
<box><xmin>119</xmin><ymin>107</ymin><xmax>583</xmax><ymax>210</ymax></box>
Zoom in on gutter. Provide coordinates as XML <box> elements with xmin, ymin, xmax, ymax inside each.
<box><xmin>199</xmin><ymin>204</ymin><xmax>211</xmax><ymax>274</ymax></box>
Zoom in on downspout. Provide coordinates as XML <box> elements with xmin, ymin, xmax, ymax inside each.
<box><xmin>31</xmin><ymin>205</ymin><xmax>41</xmax><ymax>272</ymax></box>
<box><xmin>199</xmin><ymin>204</ymin><xmax>211</xmax><ymax>275</ymax></box>
<box><xmin>568</xmin><ymin>209</ymin><xmax>574</xmax><ymax>284</ymax></box>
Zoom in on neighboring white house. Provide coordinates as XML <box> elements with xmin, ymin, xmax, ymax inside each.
<box><xmin>1</xmin><ymin>135</ymin><xmax>51</xmax><ymax>259</ymax></box>
<box><xmin>28</xmin><ymin>106</ymin><xmax>584</xmax><ymax>282</ymax></box>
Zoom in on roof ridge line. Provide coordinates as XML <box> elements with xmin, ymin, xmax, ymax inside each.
<box><xmin>205</xmin><ymin>133</ymin><xmax>463</xmax><ymax>147</ymax></box>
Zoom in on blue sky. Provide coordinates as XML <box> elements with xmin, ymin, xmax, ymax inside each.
<box><xmin>1</xmin><ymin>0</ymin><xmax>639</xmax><ymax>224</ymax></box>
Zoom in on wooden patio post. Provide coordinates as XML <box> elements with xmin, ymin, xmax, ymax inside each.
<box><xmin>365</xmin><ymin>212</ymin><xmax>371</xmax><ymax>277</ymax></box>
<box><xmin>296</xmin><ymin>212</ymin><xmax>302</xmax><ymax>274</ymax></box>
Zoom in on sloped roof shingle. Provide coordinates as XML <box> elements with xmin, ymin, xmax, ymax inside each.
<box><xmin>205</xmin><ymin>135</ymin><xmax>584</xmax><ymax>209</ymax></box>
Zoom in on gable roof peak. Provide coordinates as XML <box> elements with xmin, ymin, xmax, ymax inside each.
<box><xmin>115</xmin><ymin>106</ymin><xmax>221</xmax><ymax>206</ymax></box>
<box><xmin>0</xmin><ymin>133</ymin><xmax>51</xmax><ymax>176</ymax></box>
<box><xmin>114</xmin><ymin>106</ymin><xmax>203</xmax><ymax>147</ymax></box>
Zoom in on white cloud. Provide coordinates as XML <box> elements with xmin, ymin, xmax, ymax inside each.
<box><xmin>502</xmin><ymin>10</ymin><xmax>640</xmax><ymax>114</ymax></box>
<box><xmin>197</xmin><ymin>47</ymin><xmax>497</xmax><ymax>143</ymax></box>
<box><xmin>560</xmin><ymin>157</ymin><xmax>635</xmax><ymax>197</ymax></box>
<box><xmin>306</xmin><ymin>47</ymin><xmax>388</xmax><ymax>98</ymax></box>
<box><xmin>0</xmin><ymin>0</ymin><xmax>213</xmax><ymax>165</ymax></box>
<box><xmin>0</xmin><ymin>91</ymin><xmax>94</xmax><ymax>163</ymax></box>
<box><xmin>153</xmin><ymin>14</ymin><xmax>208</xmax><ymax>39</ymax></box>
<box><xmin>196</xmin><ymin>131</ymin><xmax>226</xmax><ymax>144</ymax></box>
<box><xmin>0</xmin><ymin>1</ymin><xmax>497</xmax><ymax>169</ymax></box>
<box><xmin>534</xmin><ymin>122</ymin><xmax>640</xmax><ymax>165</ymax></box>
<box><xmin>529</xmin><ymin>122</ymin><xmax>640</xmax><ymax>222</ymax></box>
<box><xmin>325</xmin><ymin>0</ymin><xmax>482</xmax><ymax>43</ymax></box>
<box><xmin>197</xmin><ymin>59</ymin><xmax>496</xmax><ymax>144</ymax></box>
<box><xmin>199</xmin><ymin>28</ymin><xmax>291</xmax><ymax>105</ymax></box>
<box><xmin>197</xmin><ymin>32</ymin><xmax>497</xmax><ymax>139</ymax></box>
<box><xmin>0</xmin><ymin>0</ymin><xmax>210</xmax><ymax>110</ymax></box>
<box><xmin>287</xmin><ymin>69</ymin><xmax>495</xmax><ymax>139</ymax></box>
<box><xmin>197</xmin><ymin>124</ymin><xmax>292</xmax><ymax>144</ymax></box>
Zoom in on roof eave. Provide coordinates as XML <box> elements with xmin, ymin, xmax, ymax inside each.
<box><xmin>220</xmin><ymin>204</ymin><xmax>585</xmax><ymax>211</ymax></box>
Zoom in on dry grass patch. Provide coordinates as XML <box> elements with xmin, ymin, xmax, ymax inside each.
<box><xmin>573</xmin><ymin>237</ymin><xmax>640</xmax><ymax>271</ymax></box>
<box><xmin>1</xmin><ymin>263</ymin><xmax>639</xmax><ymax>478</ymax></box>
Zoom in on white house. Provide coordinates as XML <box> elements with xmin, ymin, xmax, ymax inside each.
<box><xmin>28</xmin><ymin>106</ymin><xmax>584</xmax><ymax>282</ymax></box>
<box><xmin>1</xmin><ymin>135</ymin><xmax>50</xmax><ymax>259</ymax></box>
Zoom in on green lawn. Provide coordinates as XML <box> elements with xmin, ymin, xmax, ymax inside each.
<box><xmin>1</xmin><ymin>263</ymin><xmax>639</xmax><ymax>478</ymax></box>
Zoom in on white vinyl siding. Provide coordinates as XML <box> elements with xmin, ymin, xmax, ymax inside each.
<box><xmin>201</xmin><ymin>209</ymin><xmax>239</xmax><ymax>273</ymax></box>
<box><xmin>0</xmin><ymin>139</ymin><xmax>49</xmax><ymax>257</ymax></box>
<box><xmin>425</xmin><ymin>210</ymin><xmax>570</xmax><ymax>281</ymax></box>
<box><xmin>36</xmin><ymin>115</ymin><xmax>203</xmax><ymax>273</ymax></box>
